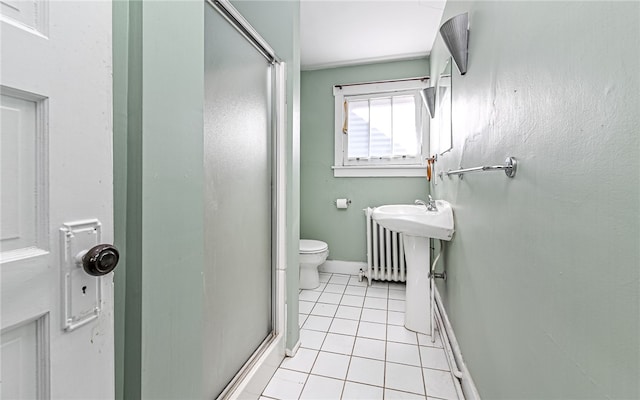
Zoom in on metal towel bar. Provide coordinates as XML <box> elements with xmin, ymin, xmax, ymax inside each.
<box><xmin>441</xmin><ymin>156</ymin><xmax>517</xmax><ymax>179</ymax></box>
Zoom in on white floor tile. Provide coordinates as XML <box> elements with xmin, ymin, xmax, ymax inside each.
<box><xmin>328</xmin><ymin>274</ymin><xmax>350</xmax><ymax>284</ymax></box>
<box><xmin>420</xmin><ymin>346</ymin><xmax>450</xmax><ymax>371</ymax></box>
<box><xmin>388</xmin><ymin>299</ymin><xmax>405</xmax><ymax>312</ymax></box>
<box><xmin>345</xmin><ymin>285</ymin><xmax>366</xmax><ymax>296</ymax></box>
<box><xmin>360</xmin><ymin>308</ymin><xmax>387</xmax><ymax>324</ymax></box>
<box><xmin>299</xmin><ymin>300</ymin><xmax>315</xmax><ymax>314</ymax></box>
<box><xmin>348</xmin><ymin>276</ymin><xmax>368</xmax><ymax>287</ymax></box>
<box><xmin>366</xmin><ymin>287</ymin><xmax>388</xmax><ymax>298</ymax></box>
<box><xmin>387</xmin><ymin>282</ymin><xmax>406</xmax><ymax>291</ymax></box>
<box><xmin>321</xmin><ymin>333</ymin><xmax>355</xmax><ymax>355</ymax></box>
<box><xmin>340</xmin><ymin>295</ymin><xmax>365</xmax><ymax>307</ymax></box>
<box><xmin>280</xmin><ymin>348</ymin><xmax>318</xmax><ymax>373</ymax></box>
<box><xmin>329</xmin><ymin>318</ymin><xmax>359</xmax><ymax>336</ymax></box>
<box><xmin>310</xmin><ymin>303</ymin><xmax>338</xmax><ymax>317</ymax></box>
<box><xmin>387</xmin><ymin>311</ymin><xmax>405</xmax><ymax>326</ymax></box>
<box><xmin>388</xmin><ymin>289</ymin><xmax>406</xmax><ymax>300</ymax></box>
<box><xmin>363</xmin><ymin>297</ymin><xmax>387</xmax><ymax>310</ymax></box>
<box><xmin>299</xmin><ymin>290</ymin><xmax>321</xmax><ymax>302</ymax></box>
<box><xmin>324</xmin><ymin>283</ymin><xmax>347</xmax><ymax>294</ymax></box>
<box><xmin>387</xmin><ymin>325</ymin><xmax>418</xmax><ymax>345</ymax></box>
<box><xmin>386</xmin><ymin>341</ymin><xmax>421</xmax><ymax>367</ymax></box>
<box><xmin>342</xmin><ymin>381</ymin><xmax>384</xmax><ymax>400</ymax></box>
<box><xmin>318</xmin><ymin>292</ymin><xmax>342</xmax><ymax>304</ymax></box>
<box><xmin>266</xmin><ymin>276</ymin><xmax>459</xmax><ymax>400</ymax></box>
<box><xmin>352</xmin><ymin>337</ymin><xmax>386</xmax><ymax>361</ymax></box>
<box><xmin>262</xmin><ymin>368</ymin><xmax>308</xmax><ymax>400</ymax></box>
<box><xmin>303</xmin><ymin>315</ymin><xmax>332</xmax><ymax>332</ymax></box>
<box><xmin>311</xmin><ymin>352</ymin><xmax>350</xmax><ymax>380</ymax></box>
<box><xmin>423</xmin><ymin>368</ymin><xmax>458</xmax><ymax>399</ymax></box>
<box><xmin>384</xmin><ymin>388</ymin><xmax>427</xmax><ymax>400</ymax></box>
<box><xmin>417</xmin><ymin>331</ymin><xmax>444</xmax><ymax>348</ymax></box>
<box><xmin>385</xmin><ymin>362</ymin><xmax>425</xmax><ymax>395</ymax></box>
<box><xmin>335</xmin><ymin>305</ymin><xmax>362</xmax><ymax>320</ymax></box>
<box><xmin>346</xmin><ymin>356</ymin><xmax>385</xmax><ymax>387</ymax></box>
<box><xmin>299</xmin><ymin>314</ymin><xmax>308</xmax><ymax>328</ymax></box>
<box><xmin>299</xmin><ymin>374</ymin><xmax>344</xmax><ymax>400</ymax></box>
<box><xmin>311</xmin><ymin>282</ymin><xmax>327</xmax><ymax>292</ymax></box>
<box><xmin>299</xmin><ymin>329</ymin><xmax>326</xmax><ymax>350</ymax></box>
<box><xmin>357</xmin><ymin>321</ymin><xmax>387</xmax><ymax>341</ymax></box>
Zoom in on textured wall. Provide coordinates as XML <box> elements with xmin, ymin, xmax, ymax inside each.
<box><xmin>429</xmin><ymin>1</ymin><xmax>640</xmax><ymax>398</ymax></box>
<box><xmin>301</xmin><ymin>59</ymin><xmax>431</xmax><ymax>263</ymax></box>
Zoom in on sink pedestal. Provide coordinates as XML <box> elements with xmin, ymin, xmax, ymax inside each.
<box><xmin>403</xmin><ymin>234</ymin><xmax>431</xmax><ymax>334</ymax></box>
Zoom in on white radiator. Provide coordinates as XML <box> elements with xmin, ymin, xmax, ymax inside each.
<box><xmin>364</xmin><ymin>208</ymin><xmax>407</xmax><ymax>285</ymax></box>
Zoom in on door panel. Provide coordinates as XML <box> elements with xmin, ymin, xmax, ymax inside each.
<box><xmin>1</xmin><ymin>1</ymin><xmax>114</xmax><ymax>398</ymax></box>
<box><xmin>0</xmin><ymin>317</ymin><xmax>47</xmax><ymax>399</ymax></box>
<box><xmin>203</xmin><ymin>5</ymin><xmax>273</xmax><ymax>398</ymax></box>
<box><xmin>0</xmin><ymin>93</ymin><xmax>42</xmax><ymax>254</ymax></box>
<box><xmin>0</xmin><ymin>0</ymin><xmax>47</xmax><ymax>36</ymax></box>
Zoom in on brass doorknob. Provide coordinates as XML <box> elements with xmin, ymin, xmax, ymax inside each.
<box><xmin>82</xmin><ymin>244</ymin><xmax>120</xmax><ymax>276</ymax></box>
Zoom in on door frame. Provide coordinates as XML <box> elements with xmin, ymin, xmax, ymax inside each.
<box><xmin>204</xmin><ymin>0</ymin><xmax>287</xmax><ymax>398</ymax></box>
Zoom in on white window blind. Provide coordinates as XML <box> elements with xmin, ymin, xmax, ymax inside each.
<box><xmin>346</xmin><ymin>94</ymin><xmax>419</xmax><ymax>161</ymax></box>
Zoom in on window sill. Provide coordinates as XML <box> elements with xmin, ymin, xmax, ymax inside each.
<box><xmin>332</xmin><ymin>165</ymin><xmax>427</xmax><ymax>178</ymax></box>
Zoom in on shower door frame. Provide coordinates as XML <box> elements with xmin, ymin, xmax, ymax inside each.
<box><xmin>205</xmin><ymin>0</ymin><xmax>288</xmax><ymax>398</ymax></box>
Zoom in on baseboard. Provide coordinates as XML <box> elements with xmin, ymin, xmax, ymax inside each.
<box><xmin>434</xmin><ymin>287</ymin><xmax>481</xmax><ymax>400</ymax></box>
<box><xmin>223</xmin><ymin>334</ymin><xmax>284</xmax><ymax>400</ymax></box>
<box><xmin>285</xmin><ymin>339</ymin><xmax>301</xmax><ymax>357</ymax></box>
<box><xmin>319</xmin><ymin>260</ymin><xmax>367</xmax><ymax>276</ymax></box>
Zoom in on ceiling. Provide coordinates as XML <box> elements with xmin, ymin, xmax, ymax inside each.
<box><xmin>300</xmin><ymin>0</ymin><xmax>447</xmax><ymax>71</ymax></box>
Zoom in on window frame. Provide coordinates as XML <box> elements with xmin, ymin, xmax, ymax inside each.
<box><xmin>333</xmin><ymin>78</ymin><xmax>430</xmax><ymax>178</ymax></box>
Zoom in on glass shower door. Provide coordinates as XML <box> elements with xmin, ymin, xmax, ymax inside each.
<box><xmin>203</xmin><ymin>4</ymin><xmax>274</xmax><ymax>398</ymax></box>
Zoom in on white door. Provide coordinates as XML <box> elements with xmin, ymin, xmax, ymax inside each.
<box><xmin>1</xmin><ymin>1</ymin><xmax>114</xmax><ymax>399</ymax></box>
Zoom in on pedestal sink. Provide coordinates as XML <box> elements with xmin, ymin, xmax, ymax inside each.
<box><xmin>372</xmin><ymin>200</ymin><xmax>454</xmax><ymax>334</ymax></box>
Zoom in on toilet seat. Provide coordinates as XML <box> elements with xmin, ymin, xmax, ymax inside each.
<box><xmin>300</xmin><ymin>239</ymin><xmax>328</xmax><ymax>254</ymax></box>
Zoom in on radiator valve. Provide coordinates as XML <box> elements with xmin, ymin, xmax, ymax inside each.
<box><xmin>429</xmin><ymin>271</ymin><xmax>447</xmax><ymax>281</ymax></box>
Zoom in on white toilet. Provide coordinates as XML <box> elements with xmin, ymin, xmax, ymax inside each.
<box><xmin>299</xmin><ymin>239</ymin><xmax>329</xmax><ymax>289</ymax></box>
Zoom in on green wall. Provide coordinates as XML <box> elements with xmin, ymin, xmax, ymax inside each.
<box><xmin>113</xmin><ymin>0</ymin><xmax>300</xmax><ymax>397</ymax></box>
<box><xmin>112</xmin><ymin>1</ymin><xmax>129</xmax><ymax>398</ymax></box>
<box><xmin>300</xmin><ymin>59</ymin><xmax>431</xmax><ymax>263</ymax></box>
<box><xmin>113</xmin><ymin>0</ymin><xmax>145</xmax><ymax>398</ymax></box>
<box><xmin>139</xmin><ymin>1</ymin><xmax>206</xmax><ymax>398</ymax></box>
<box><xmin>429</xmin><ymin>1</ymin><xmax>640</xmax><ymax>398</ymax></box>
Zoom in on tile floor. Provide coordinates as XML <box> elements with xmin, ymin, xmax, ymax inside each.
<box><xmin>261</xmin><ymin>273</ymin><xmax>460</xmax><ymax>400</ymax></box>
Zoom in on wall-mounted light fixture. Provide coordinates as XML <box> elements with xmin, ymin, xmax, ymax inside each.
<box><xmin>420</xmin><ymin>87</ymin><xmax>437</xmax><ymax>118</ymax></box>
<box><xmin>439</xmin><ymin>12</ymin><xmax>469</xmax><ymax>75</ymax></box>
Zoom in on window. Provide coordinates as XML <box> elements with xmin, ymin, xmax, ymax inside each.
<box><xmin>333</xmin><ymin>78</ymin><xmax>430</xmax><ymax>177</ymax></box>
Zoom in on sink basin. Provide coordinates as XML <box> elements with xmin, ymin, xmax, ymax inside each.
<box><xmin>372</xmin><ymin>201</ymin><xmax>454</xmax><ymax>240</ymax></box>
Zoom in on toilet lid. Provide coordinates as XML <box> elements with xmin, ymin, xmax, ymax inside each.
<box><xmin>300</xmin><ymin>239</ymin><xmax>328</xmax><ymax>254</ymax></box>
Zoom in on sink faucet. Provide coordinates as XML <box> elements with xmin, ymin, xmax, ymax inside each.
<box><xmin>427</xmin><ymin>195</ymin><xmax>438</xmax><ymax>211</ymax></box>
<box><xmin>415</xmin><ymin>196</ymin><xmax>438</xmax><ymax>211</ymax></box>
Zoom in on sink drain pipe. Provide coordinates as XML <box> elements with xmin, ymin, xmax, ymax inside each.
<box><xmin>429</xmin><ymin>247</ymin><xmax>442</xmax><ymax>341</ymax></box>
<box><xmin>429</xmin><ymin>240</ymin><xmax>463</xmax><ymax>381</ymax></box>
<box><xmin>429</xmin><ymin>240</ymin><xmax>481</xmax><ymax>400</ymax></box>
